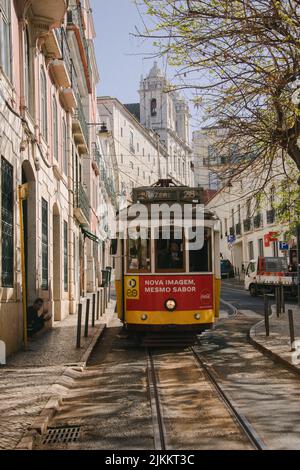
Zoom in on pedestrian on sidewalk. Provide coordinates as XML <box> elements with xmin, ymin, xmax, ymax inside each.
<box><xmin>27</xmin><ymin>298</ymin><xmax>52</xmax><ymax>337</ymax></box>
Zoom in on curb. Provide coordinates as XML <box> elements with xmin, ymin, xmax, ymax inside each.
<box><xmin>15</xmin><ymin>302</ymin><xmax>115</xmax><ymax>450</ymax></box>
<box><xmin>248</xmin><ymin>307</ymin><xmax>300</xmax><ymax>378</ymax></box>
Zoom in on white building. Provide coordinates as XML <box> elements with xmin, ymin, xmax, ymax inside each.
<box><xmin>193</xmin><ymin>126</ymin><xmax>240</xmax><ymax>190</ymax></box>
<box><xmin>97</xmin><ymin>96</ymin><xmax>168</xmax><ymax>202</ymax></box>
<box><xmin>206</xmin><ymin>170</ymin><xmax>297</xmax><ymax>275</ymax></box>
<box><xmin>138</xmin><ymin>62</ymin><xmax>194</xmax><ymax>187</ymax></box>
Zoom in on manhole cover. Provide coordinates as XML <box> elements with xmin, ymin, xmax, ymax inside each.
<box><xmin>42</xmin><ymin>426</ymin><xmax>81</xmax><ymax>445</ymax></box>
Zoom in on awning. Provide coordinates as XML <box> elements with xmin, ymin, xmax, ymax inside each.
<box><xmin>80</xmin><ymin>226</ymin><xmax>101</xmax><ymax>244</ymax></box>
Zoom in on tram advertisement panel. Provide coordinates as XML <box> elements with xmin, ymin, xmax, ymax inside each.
<box><xmin>125</xmin><ymin>275</ymin><xmax>213</xmax><ymax>311</ymax></box>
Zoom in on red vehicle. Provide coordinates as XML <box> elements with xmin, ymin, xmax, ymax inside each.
<box><xmin>112</xmin><ymin>181</ymin><xmax>221</xmax><ymax>343</ymax></box>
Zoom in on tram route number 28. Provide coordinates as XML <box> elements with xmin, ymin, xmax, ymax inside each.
<box><xmin>126</xmin><ymin>277</ymin><xmax>140</xmax><ymax>300</ymax></box>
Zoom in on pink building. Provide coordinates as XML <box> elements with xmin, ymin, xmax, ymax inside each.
<box><xmin>0</xmin><ymin>0</ymin><xmax>110</xmax><ymax>356</ymax></box>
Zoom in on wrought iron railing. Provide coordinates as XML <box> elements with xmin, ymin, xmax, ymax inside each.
<box><xmin>74</xmin><ymin>95</ymin><xmax>89</xmax><ymax>146</ymax></box>
<box><xmin>266</xmin><ymin>208</ymin><xmax>275</xmax><ymax>224</ymax></box>
<box><xmin>92</xmin><ymin>142</ymin><xmax>102</xmax><ymax>170</ymax></box>
<box><xmin>253</xmin><ymin>213</ymin><xmax>262</xmax><ymax>229</ymax></box>
<box><xmin>67</xmin><ymin>7</ymin><xmax>92</xmax><ymax>83</ymax></box>
<box><xmin>235</xmin><ymin>223</ymin><xmax>241</xmax><ymax>236</ymax></box>
<box><xmin>74</xmin><ymin>183</ymin><xmax>90</xmax><ymax>223</ymax></box>
<box><xmin>243</xmin><ymin>218</ymin><xmax>252</xmax><ymax>232</ymax></box>
<box><xmin>100</xmin><ymin>161</ymin><xmax>117</xmax><ymax>203</ymax></box>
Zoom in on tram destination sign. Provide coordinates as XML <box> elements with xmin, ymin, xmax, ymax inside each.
<box><xmin>132</xmin><ymin>187</ymin><xmax>204</xmax><ymax>204</ymax></box>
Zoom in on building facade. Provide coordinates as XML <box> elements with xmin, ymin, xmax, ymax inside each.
<box><xmin>97</xmin><ymin>96</ymin><xmax>168</xmax><ymax>202</ymax></box>
<box><xmin>138</xmin><ymin>62</ymin><xmax>194</xmax><ymax>187</ymax></box>
<box><xmin>97</xmin><ymin>63</ymin><xmax>194</xmax><ymax>204</ymax></box>
<box><xmin>0</xmin><ymin>0</ymin><xmax>112</xmax><ymax>356</ymax></box>
<box><xmin>206</xmin><ymin>170</ymin><xmax>297</xmax><ymax>275</ymax></box>
<box><xmin>192</xmin><ymin>126</ymin><xmax>241</xmax><ymax>190</ymax></box>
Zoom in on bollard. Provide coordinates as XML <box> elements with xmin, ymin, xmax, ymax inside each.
<box><xmin>92</xmin><ymin>293</ymin><xmax>96</xmax><ymax>328</ymax></box>
<box><xmin>264</xmin><ymin>294</ymin><xmax>270</xmax><ymax>337</ymax></box>
<box><xmin>97</xmin><ymin>289</ymin><xmax>100</xmax><ymax>320</ymax></box>
<box><xmin>288</xmin><ymin>309</ymin><xmax>296</xmax><ymax>352</ymax></box>
<box><xmin>100</xmin><ymin>288</ymin><xmax>103</xmax><ymax>316</ymax></box>
<box><xmin>104</xmin><ymin>287</ymin><xmax>107</xmax><ymax>310</ymax></box>
<box><xmin>84</xmin><ymin>298</ymin><xmax>90</xmax><ymax>338</ymax></box>
<box><xmin>281</xmin><ymin>285</ymin><xmax>285</xmax><ymax>314</ymax></box>
<box><xmin>275</xmin><ymin>287</ymin><xmax>280</xmax><ymax>317</ymax></box>
<box><xmin>76</xmin><ymin>303</ymin><xmax>82</xmax><ymax>349</ymax></box>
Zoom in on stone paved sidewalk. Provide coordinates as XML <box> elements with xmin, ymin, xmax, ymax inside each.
<box><xmin>0</xmin><ymin>294</ymin><xmax>119</xmax><ymax>450</ymax></box>
<box><xmin>249</xmin><ymin>304</ymin><xmax>300</xmax><ymax>374</ymax></box>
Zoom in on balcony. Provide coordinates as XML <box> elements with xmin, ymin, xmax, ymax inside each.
<box><xmin>266</xmin><ymin>208</ymin><xmax>275</xmax><ymax>224</ymax></box>
<box><xmin>253</xmin><ymin>213</ymin><xmax>263</xmax><ymax>229</ymax></box>
<box><xmin>243</xmin><ymin>218</ymin><xmax>252</xmax><ymax>232</ymax></box>
<box><xmin>235</xmin><ymin>223</ymin><xmax>241</xmax><ymax>236</ymax></box>
<box><xmin>49</xmin><ymin>28</ymin><xmax>73</xmax><ymax>88</ymax></box>
<box><xmin>72</xmin><ymin>96</ymin><xmax>89</xmax><ymax>154</ymax></box>
<box><xmin>92</xmin><ymin>142</ymin><xmax>102</xmax><ymax>176</ymax></box>
<box><xmin>44</xmin><ymin>30</ymin><xmax>61</xmax><ymax>59</ymax></box>
<box><xmin>67</xmin><ymin>6</ymin><xmax>92</xmax><ymax>93</ymax></box>
<box><xmin>25</xmin><ymin>1</ymin><xmax>67</xmax><ymax>30</ymax></box>
<box><xmin>74</xmin><ymin>183</ymin><xmax>90</xmax><ymax>225</ymax></box>
<box><xmin>100</xmin><ymin>161</ymin><xmax>117</xmax><ymax>205</ymax></box>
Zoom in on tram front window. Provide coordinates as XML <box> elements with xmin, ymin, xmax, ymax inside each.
<box><xmin>127</xmin><ymin>237</ymin><xmax>150</xmax><ymax>272</ymax></box>
<box><xmin>189</xmin><ymin>228</ymin><xmax>212</xmax><ymax>272</ymax></box>
<box><xmin>155</xmin><ymin>228</ymin><xmax>184</xmax><ymax>272</ymax></box>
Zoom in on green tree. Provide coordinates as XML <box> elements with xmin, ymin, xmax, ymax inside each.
<box><xmin>138</xmin><ymin>0</ymin><xmax>300</xmax><ymax>188</ymax></box>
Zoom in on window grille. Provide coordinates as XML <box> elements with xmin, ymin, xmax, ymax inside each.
<box><xmin>64</xmin><ymin>221</ymin><xmax>68</xmax><ymax>292</ymax></box>
<box><xmin>41</xmin><ymin>198</ymin><xmax>48</xmax><ymax>290</ymax></box>
<box><xmin>1</xmin><ymin>157</ymin><xmax>13</xmax><ymax>287</ymax></box>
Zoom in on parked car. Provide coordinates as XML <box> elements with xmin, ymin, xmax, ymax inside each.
<box><xmin>221</xmin><ymin>259</ymin><xmax>235</xmax><ymax>279</ymax></box>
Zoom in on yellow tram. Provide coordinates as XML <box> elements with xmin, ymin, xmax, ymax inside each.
<box><xmin>112</xmin><ymin>180</ymin><xmax>221</xmax><ymax>343</ymax></box>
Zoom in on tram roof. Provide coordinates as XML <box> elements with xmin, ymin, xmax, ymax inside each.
<box><xmin>132</xmin><ymin>181</ymin><xmax>205</xmax><ymax>205</ymax></box>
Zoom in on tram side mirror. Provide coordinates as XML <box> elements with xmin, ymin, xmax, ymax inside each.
<box><xmin>110</xmin><ymin>239</ymin><xmax>118</xmax><ymax>256</ymax></box>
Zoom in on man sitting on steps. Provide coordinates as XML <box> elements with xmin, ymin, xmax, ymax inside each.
<box><xmin>27</xmin><ymin>298</ymin><xmax>52</xmax><ymax>337</ymax></box>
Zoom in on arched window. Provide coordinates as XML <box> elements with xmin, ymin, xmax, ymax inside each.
<box><xmin>62</xmin><ymin>117</ymin><xmax>67</xmax><ymax>175</ymax></box>
<box><xmin>40</xmin><ymin>67</ymin><xmax>47</xmax><ymax>139</ymax></box>
<box><xmin>53</xmin><ymin>96</ymin><xmax>58</xmax><ymax>161</ymax></box>
<box><xmin>151</xmin><ymin>98</ymin><xmax>157</xmax><ymax>117</ymax></box>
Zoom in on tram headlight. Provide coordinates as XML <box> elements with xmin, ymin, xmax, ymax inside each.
<box><xmin>141</xmin><ymin>314</ymin><xmax>148</xmax><ymax>321</ymax></box>
<box><xmin>165</xmin><ymin>299</ymin><xmax>177</xmax><ymax>312</ymax></box>
<box><xmin>194</xmin><ymin>313</ymin><xmax>201</xmax><ymax>320</ymax></box>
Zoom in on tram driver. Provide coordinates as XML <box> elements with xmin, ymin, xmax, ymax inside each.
<box><xmin>157</xmin><ymin>241</ymin><xmax>184</xmax><ymax>270</ymax></box>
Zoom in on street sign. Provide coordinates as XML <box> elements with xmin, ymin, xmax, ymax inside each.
<box><xmin>227</xmin><ymin>235</ymin><xmax>236</xmax><ymax>243</ymax></box>
<box><xmin>279</xmin><ymin>241</ymin><xmax>289</xmax><ymax>251</ymax></box>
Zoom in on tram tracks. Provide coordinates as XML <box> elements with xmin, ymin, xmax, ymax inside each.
<box><xmin>191</xmin><ymin>346</ymin><xmax>268</xmax><ymax>450</ymax></box>
<box><xmin>147</xmin><ymin>347</ymin><xmax>267</xmax><ymax>450</ymax></box>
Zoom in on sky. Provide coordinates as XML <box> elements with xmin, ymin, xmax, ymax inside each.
<box><xmin>90</xmin><ymin>0</ymin><xmax>201</xmax><ymax>130</ymax></box>
<box><xmin>91</xmin><ymin>0</ymin><xmax>158</xmax><ymax>104</ymax></box>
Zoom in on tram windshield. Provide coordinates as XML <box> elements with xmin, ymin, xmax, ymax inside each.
<box><xmin>188</xmin><ymin>227</ymin><xmax>212</xmax><ymax>272</ymax></box>
<box><xmin>155</xmin><ymin>227</ymin><xmax>185</xmax><ymax>272</ymax></box>
<box><xmin>127</xmin><ymin>237</ymin><xmax>151</xmax><ymax>272</ymax></box>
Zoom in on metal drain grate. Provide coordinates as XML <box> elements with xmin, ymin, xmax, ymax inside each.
<box><xmin>42</xmin><ymin>426</ymin><xmax>81</xmax><ymax>445</ymax></box>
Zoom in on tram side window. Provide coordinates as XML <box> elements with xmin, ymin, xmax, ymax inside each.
<box><xmin>189</xmin><ymin>228</ymin><xmax>212</xmax><ymax>272</ymax></box>
<box><xmin>155</xmin><ymin>227</ymin><xmax>185</xmax><ymax>272</ymax></box>
<box><xmin>127</xmin><ymin>237</ymin><xmax>150</xmax><ymax>272</ymax></box>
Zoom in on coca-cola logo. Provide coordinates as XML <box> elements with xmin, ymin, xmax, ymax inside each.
<box><xmin>200</xmin><ymin>290</ymin><xmax>212</xmax><ymax>304</ymax></box>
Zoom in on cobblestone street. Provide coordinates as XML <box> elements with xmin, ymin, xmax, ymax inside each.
<box><xmin>0</xmin><ymin>299</ymin><xmax>116</xmax><ymax>449</ymax></box>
